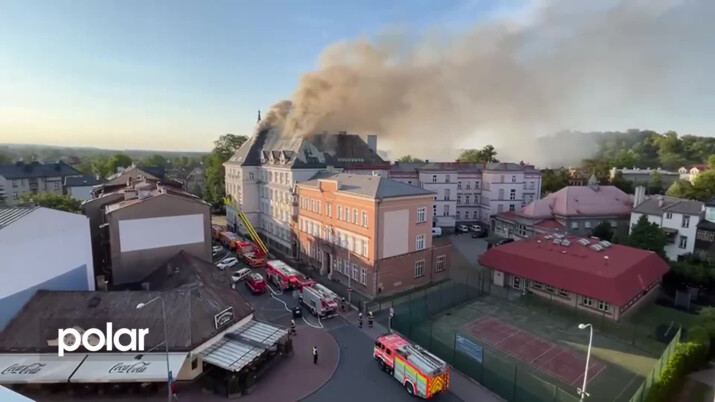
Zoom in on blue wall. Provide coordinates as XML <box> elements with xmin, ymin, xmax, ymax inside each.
<box><xmin>0</xmin><ymin>265</ymin><xmax>89</xmax><ymax>328</ymax></box>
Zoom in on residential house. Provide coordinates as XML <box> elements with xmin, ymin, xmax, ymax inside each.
<box><xmin>91</xmin><ymin>164</ymin><xmax>182</xmax><ymax>199</ymax></box>
<box><xmin>64</xmin><ymin>174</ymin><xmax>103</xmax><ymax>201</ymax></box>
<box><xmin>493</xmin><ymin>176</ymin><xmax>633</xmax><ymax>239</ymax></box>
<box><xmin>679</xmin><ymin>164</ymin><xmax>709</xmax><ymax>183</ymax></box>
<box><xmin>479</xmin><ymin>235</ymin><xmax>670</xmax><ymax>321</ymax></box>
<box><xmin>630</xmin><ymin>187</ymin><xmax>704</xmax><ymax>261</ymax></box>
<box><xmin>295</xmin><ymin>173</ymin><xmax>451</xmax><ymax>298</ymax></box>
<box><xmin>184</xmin><ymin>167</ymin><xmax>206</xmax><ymax>195</ymax></box>
<box><xmin>0</xmin><ymin>161</ymin><xmax>81</xmax><ymax>205</ymax></box>
<box><xmin>695</xmin><ymin>197</ymin><xmax>715</xmax><ymax>263</ymax></box>
<box><xmin>0</xmin><ymin>207</ymin><xmax>94</xmax><ymax>328</ymax></box>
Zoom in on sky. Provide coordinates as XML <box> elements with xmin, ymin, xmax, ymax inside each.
<box><xmin>0</xmin><ymin>0</ymin><xmax>520</xmax><ymax>151</ymax></box>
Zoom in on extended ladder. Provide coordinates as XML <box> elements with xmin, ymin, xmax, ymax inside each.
<box><xmin>225</xmin><ymin>197</ymin><xmax>269</xmax><ymax>255</ymax></box>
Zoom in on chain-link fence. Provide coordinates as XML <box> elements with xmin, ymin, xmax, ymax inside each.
<box><xmin>628</xmin><ymin>328</ymin><xmax>681</xmax><ymax>402</ymax></box>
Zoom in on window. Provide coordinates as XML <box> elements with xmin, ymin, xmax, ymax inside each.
<box><xmin>416</xmin><ymin>234</ymin><xmax>425</xmax><ymax>251</ymax></box>
<box><xmin>509</xmin><ymin>204</ymin><xmax>515</xmax><ymax>212</ymax></box>
<box><xmin>665</xmin><ymin>212</ymin><xmax>673</xmax><ymax>219</ymax></box>
<box><xmin>12</xmin><ymin>180</ymin><xmax>18</xmax><ymax>188</ymax></box>
<box><xmin>475</xmin><ymin>195</ymin><xmax>479</xmax><ymax>204</ymax></box>
<box><xmin>309</xmin><ymin>199</ymin><xmax>314</xmax><ymax>211</ymax></box>
<box><xmin>249</xmin><ymin>172</ymin><xmax>254</xmax><ymax>181</ymax></box>
<box><xmin>417</xmin><ymin>207</ymin><xmax>426</xmax><ymax>223</ymax></box>
<box><xmin>435</xmin><ymin>255</ymin><xmax>446</xmax><ymax>272</ymax></box>
<box><xmin>545</xmin><ymin>285</ymin><xmax>554</xmax><ymax>293</ymax></box>
<box><xmin>512</xmin><ymin>276</ymin><xmax>522</xmax><ymax>289</ymax></box>
<box><xmin>466</xmin><ymin>183</ymin><xmax>471</xmax><ymax>190</ymax></box>
<box><xmin>353</xmin><ymin>209</ymin><xmax>358</xmax><ymax>224</ymax></box>
<box><xmin>475</xmin><ymin>181</ymin><xmax>480</xmax><ymax>189</ymax></box>
<box><xmin>585</xmin><ymin>221</ymin><xmax>591</xmax><ymax>229</ymax></box>
<box><xmin>327</xmin><ymin>203</ymin><xmax>332</xmax><ymax>217</ymax></box>
<box><xmin>362</xmin><ymin>211</ymin><xmax>368</xmax><ymax>227</ymax></box>
<box><xmin>352</xmin><ymin>264</ymin><xmax>359</xmax><ymax>281</ymax></box>
<box><xmin>338</xmin><ymin>206</ymin><xmax>343</xmax><ymax>220</ymax></box>
<box><xmin>571</xmin><ymin>221</ymin><xmax>578</xmax><ymax>229</ymax></box>
<box><xmin>511</xmin><ymin>176</ymin><xmax>516</xmax><ymax>183</ymax></box>
<box><xmin>344</xmin><ymin>206</ymin><xmax>349</xmax><ymax>221</ymax></box>
<box><xmin>446</xmin><ymin>175</ymin><xmax>451</xmax><ymax>183</ymax></box>
<box><xmin>509</xmin><ymin>189</ymin><xmax>516</xmax><ymax>200</ymax></box>
<box><xmin>414</xmin><ymin>260</ymin><xmax>425</xmax><ymax>278</ymax></box>
<box><xmin>517</xmin><ymin>224</ymin><xmax>526</xmax><ymax>237</ymax></box>
<box><xmin>458</xmin><ymin>181</ymin><xmax>462</xmax><ymax>189</ymax></box>
<box><xmin>362</xmin><ymin>239</ymin><xmax>368</xmax><ymax>256</ymax></box>
<box><xmin>679</xmin><ymin>236</ymin><xmax>688</xmax><ymax>249</ymax></box>
<box><xmin>456</xmin><ymin>211</ymin><xmax>461</xmax><ymax>220</ymax></box>
<box><xmin>598</xmin><ymin>300</ymin><xmax>609</xmax><ymax>312</ymax></box>
<box><xmin>465</xmin><ymin>211</ymin><xmax>470</xmax><ymax>220</ymax></box>
<box><xmin>12</xmin><ymin>192</ymin><xmax>18</xmax><ymax>200</ymax></box>
<box><xmin>682</xmin><ymin>216</ymin><xmax>690</xmax><ymax>228</ymax></box>
<box><xmin>191</xmin><ymin>358</ymin><xmax>198</xmax><ymax>370</ymax></box>
<box><xmin>360</xmin><ymin>268</ymin><xmax>367</xmax><ymax>285</ymax></box>
<box><xmin>444</xmin><ymin>189</ymin><xmax>450</xmax><ymax>201</ymax></box>
<box><xmin>432</xmin><ymin>175</ymin><xmax>437</xmax><ymax>183</ymax></box>
<box><xmin>457</xmin><ymin>195</ymin><xmax>462</xmax><ymax>204</ymax></box>
<box><xmin>583</xmin><ymin>297</ymin><xmax>593</xmax><ymax>307</ymax></box>
<box><xmin>337</xmin><ymin>257</ymin><xmax>342</xmax><ymax>274</ymax></box>
<box><xmin>442</xmin><ymin>205</ymin><xmax>449</xmax><ymax>216</ymax></box>
<box><xmin>558</xmin><ymin>289</ymin><xmax>569</xmax><ymax>297</ymax></box>
<box><xmin>465</xmin><ymin>195</ymin><xmax>470</xmax><ymax>204</ymax></box>
<box><xmin>533</xmin><ymin>281</ymin><xmax>544</xmax><ymax>290</ymax></box>
<box><xmin>316</xmin><ymin>200</ymin><xmax>321</xmax><ymax>215</ymax></box>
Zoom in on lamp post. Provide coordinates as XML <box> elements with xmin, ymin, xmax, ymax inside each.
<box><xmin>577</xmin><ymin>323</ymin><xmax>593</xmax><ymax>401</ymax></box>
<box><xmin>137</xmin><ymin>296</ymin><xmax>171</xmax><ymax>402</ymax></box>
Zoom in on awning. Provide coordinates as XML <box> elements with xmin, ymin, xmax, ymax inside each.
<box><xmin>0</xmin><ymin>354</ymin><xmax>87</xmax><ymax>384</ymax></box>
<box><xmin>69</xmin><ymin>353</ymin><xmax>187</xmax><ymax>383</ymax></box>
<box><xmin>201</xmin><ymin>320</ymin><xmax>287</xmax><ymax>372</ymax></box>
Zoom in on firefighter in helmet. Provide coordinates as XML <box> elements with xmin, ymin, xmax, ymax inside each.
<box><xmin>368</xmin><ymin>311</ymin><xmax>374</xmax><ymax>328</ymax></box>
<box><xmin>358</xmin><ymin>312</ymin><xmax>363</xmax><ymax>328</ymax></box>
<box><xmin>341</xmin><ymin>297</ymin><xmax>346</xmax><ymax>312</ymax></box>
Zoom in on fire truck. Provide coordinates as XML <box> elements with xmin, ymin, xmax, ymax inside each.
<box><xmin>212</xmin><ymin>225</ymin><xmax>225</xmax><ymax>241</ymax></box>
<box><xmin>235</xmin><ymin>240</ymin><xmax>266</xmax><ymax>267</ymax></box>
<box><xmin>265</xmin><ymin>260</ymin><xmax>315</xmax><ymax>291</ymax></box>
<box><xmin>219</xmin><ymin>231</ymin><xmax>241</xmax><ymax>250</ymax></box>
<box><xmin>374</xmin><ymin>333</ymin><xmax>450</xmax><ymax>398</ymax></box>
<box><xmin>299</xmin><ymin>283</ymin><xmax>339</xmax><ymax>318</ymax></box>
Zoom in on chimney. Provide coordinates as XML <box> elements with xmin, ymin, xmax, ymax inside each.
<box><xmin>367</xmin><ymin>135</ymin><xmax>377</xmax><ymax>153</ymax></box>
<box><xmin>633</xmin><ymin>186</ymin><xmax>646</xmax><ymax>207</ymax></box>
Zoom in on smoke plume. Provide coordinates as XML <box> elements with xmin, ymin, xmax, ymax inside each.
<box><xmin>261</xmin><ymin>0</ymin><xmax>715</xmax><ymax>166</ymax></box>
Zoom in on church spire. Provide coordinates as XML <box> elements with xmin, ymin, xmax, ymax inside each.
<box><xmin>588</xmin><ymin>173</ymin><xmax>599</xmax><ymax>191</ymax></box>
<box><xmin>257</xmin><ymin>110</ymin><xmax>261</xmax><ymax>123</ymax></box>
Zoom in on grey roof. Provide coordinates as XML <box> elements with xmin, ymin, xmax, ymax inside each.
<box><xmin>390</xmin><ymin>162</ymin><xmax>428</xmax><ymax>173</ymax></box>
<box><xmin>200</xmin><ymin>320</ymin><xmax>288</xmax><ymax>372</ymax></box>
<box><xmin>309</xmin><ymin>133</ymin><xmax>386</xmax><ymax>167</ymax></box>
<box><xmin>390</xmin><ymin>161</ymin><xmax>539</xmax><ymax>174</ymax></box>
<box><xmin>633</xmin><ymin>196</ymin><xmax>704</xmax><ymax>216</ymax></box>
<box><xmin>0</xmin><ymin>252</ymin><xmax>253</xmax><ymax>353</ymax></box>
<box><xmin>299</xmin><ymin>173</ymin><xmax>434</xmax><ymax>199</ymax></box>
<box><xmin>64</xmin><ymin>174</ymin><xmax>103</xmax><ymax>187</ymax></box>
<box><xmin>0</xmin><ymin>161</ymin><xmax>81</xmax><ymax>180</ymax></box>
<box><xmin>0</xmin><ymin>207</ymin><xmax>36</xmax><ymax>230</ymax></box>
<box><xmin>698</xmin><ymin>219</ymin><xmax>715</xmax><ymax>231</ymax></box>
<box><xmin>228</xmin><ymin>128</ymin><xmax>324</xmax><ymax>168</ymax></box>
<box><xmin>707</xmin><ymin>197</ymin><xmax>715</xmax><ymax>207</ymax></box>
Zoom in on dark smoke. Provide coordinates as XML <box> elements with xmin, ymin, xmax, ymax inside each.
<box><xmin>260</xmin><ymin>0</ymin><xmax>715</xmax><ymax>165</ymax></box>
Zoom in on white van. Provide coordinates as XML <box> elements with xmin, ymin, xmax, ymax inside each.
<box><xmin>431</xmin><ymin>227</ymin><xmax>442</xmax><ymax>237</ymax></box>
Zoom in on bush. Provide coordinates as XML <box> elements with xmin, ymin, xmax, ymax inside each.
<box><xmin>688</xmin><ymin>326</ymin><xmax>711</xmax><ymax>355</ymax></box>
<box><xmin>645</xmin><ymin>341</ymin><xmax>708</xmax><ymax>402</ymax></box>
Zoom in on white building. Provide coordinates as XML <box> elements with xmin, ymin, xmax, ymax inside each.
<box><xmin>64</xmin><ymin>175</ymin><xmax>102</xmax><ymax>201</ymax></box>
<box><xmin>389</xmin><ymin>162</ymin><xmax>541</xmax><ymax>230</ymax></box>
<box><xmin>678</xmin><ymin>164</ymin><xmax>708</xmax><ymax>183</ymax></box>
<box><xmin>0</xmin><ymin>207</ymin><xmax>95</xmax><ymax>328</ymax></box>
<box><xmin>630</xmin><ymin>187</ymin><xmax>705</xmax><ymax>261</ymax></box>
<box><xmin>0</xmin><ymin>161</ymin><xmax>81</xmax><ymax>205</ymax></box>
<box><xmin>224</xmin><ymin>129</ymin><xmax>387</xmax><ymax>257</ymax></box>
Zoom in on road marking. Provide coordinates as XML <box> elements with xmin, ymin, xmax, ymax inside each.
<box><xmin>267</xmin><ymin>283</ymin><xmax>323</xmax><ymax>329</ymax></box>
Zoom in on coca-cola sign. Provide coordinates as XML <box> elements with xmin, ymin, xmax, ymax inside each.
<box><xmin>108</xmin><ymin>361</ymin><xmax>150</xmax><ymax>374</ymax></box>
<box><xmin>2</xmin><ymin>363</ymin><xmax>46</xmax><ymax>375</ymax></box>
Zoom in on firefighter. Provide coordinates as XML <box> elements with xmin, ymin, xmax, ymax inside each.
<box><xmin>341</xmin><ymin>297</ymin><xmax>346</xmax><ymax>312</ymax></box>
<box><xmin>358</xmin><ymin>312</ymin><xmax>363</xmax><ymax>328</ymax></box>
<box><xmin>368</xmin><ymin>311</ymin><xmax>374</xmax><ymax>328</ymax></box>
<box><xmin>312</xmin><ymin>346</ymin><xmax>318</xmax><ymax>365</ymax></box>
<box><xmin>290</xmin><ymin>319</ymin><xmax>296</xmax><ymax>336</ymax></box>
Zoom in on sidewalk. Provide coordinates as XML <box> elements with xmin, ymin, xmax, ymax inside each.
<box><xmin>342</xmin><ymin>310</ymin><xmax>503</xmax><ymax>402</ymax></box>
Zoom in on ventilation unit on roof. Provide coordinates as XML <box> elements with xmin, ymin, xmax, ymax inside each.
<box><xmin>561</xmin><ymin>239</ymin><xmax>570</xmax><ymax>246</ymax></box>
<box><xmin>590</xmin><ymin>244</ymin><xmax>604</xmax><ymax>252</ymax></box>
<box><xmin>554</xmin><ymin>234</ymin><xmax>564</xmax><ymax>239</ymax></box>
<box><xmin>544</xmin><ymin>235</ymin><xmax>553</xmax><ymax>239</ymax></box>
<box><xmin>553</xmin><ymin>238</ymin><xmax>562</xmax><ymax>245</ymax></box>
<box><xmin>578</xmin><ymin>238</ymin><xmax>590</xmax><ymax>246</ymax></box>
<box><xmin>599</xmin><ymin>240</ymin><xmax>612</xmax><ymax>248</ymax></box>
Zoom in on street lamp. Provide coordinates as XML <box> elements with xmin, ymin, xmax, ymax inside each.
<box><xmin>137</xmin><ymin>296</ymin><xmax>171</xmax><ymax>402</ymax></box>
<box><xmin>577</xmin><ymin>323</ymin><xmax>593</xmax><ymax>401</ymax></box>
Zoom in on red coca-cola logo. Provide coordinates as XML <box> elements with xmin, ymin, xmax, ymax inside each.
<box><xmin>108</xmin><ymin>361</ymin><xmax>150</xmax><ymax>374</ymax></box>
<box><xmin>2</xmin><ymin>363</ymin><xmax>46</xmax><ymax>375</ymax></box>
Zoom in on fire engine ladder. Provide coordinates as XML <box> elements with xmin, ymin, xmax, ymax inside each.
<box><xmin>225</xmin><ymin>198</ymin><xmax>269</xmax><ymax>255</ymax></box>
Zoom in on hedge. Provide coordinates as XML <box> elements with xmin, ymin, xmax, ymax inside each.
<box><xmin>644</xmin><ymin>340</ymin><xmax>708</xmax><ymax>402</ymax></box>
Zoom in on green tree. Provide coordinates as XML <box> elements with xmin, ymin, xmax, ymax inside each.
<box><xmin>692</xmin><ymin>170</ymin><xmax>715</xmax><ymax>201</ymax></box>
<box><xmin>106</xmin><ymin>153</ymin><xmax>133</xmax><ymax>175</ymax></box>
<box><xmin>627</xmin><ymin>215</ymin><xmax>668</xmax><ymax>256</ymax></box>
<box><xmin>397</xmin><ymin>155</ymin><xmax>424</xmax><ymax>163</ymax></box>
<box><xmin>91</xmin><ymin>155</ymin><xmax>113</xmax><ymax>178</ymax></box>
<box><xmin>648</xmin><ymin>171</ymin><xmax>664</xmax><ymax>195</ymax></box>
<box><xmin>610</xmin><ymin>171</ymin><xmax>634</xmax><ymax>194</ymax></box>
<box><xmin>611</xmin><ymin>149</ymin><xmax>641</xmax><ymax>168</ymax></box>
<box><xmin>213</xmin><ymin>134</ymin><xmax>249</xmax><ymax>160</ymax></box>
<box><xmin>21</xmin><ymin>192</ymin><xmax>81</xmax><ymax>213</ymax></box>
<box><xmin>458</xmin><ymin>145</ymin><xmax>499</xmax><ymax>163</ymax></box>
<box><xmin>541</xmin><ymin>168</ymin><xmax>569</xmax><ymax>196</ymax></box>
<box><xmin>591</xmin><ymin>220</ymin><xmax>614</xmax><ymax>241</ymax></box>
<box><xmin>581</xmin><ymin>158</ymin><xmax>611</xmax><ymax>183</ymax></box>
<box><xmin>142</xmin><ymin>154</ymin><xmax>168</xmax><ymax>167</ymax></box>
<box><xmin>666</xmin><ymin>179</ymin><xmax>695</xmax><ymax>199</ymax></box>
<box><xmin>0</xmin><ymin>152</ymin><xmax>12</xmax><ymax>164</ymax></box>
<box><xmin>203</xmin><ymin>134</ymin><xmax>249</xmax><ymax>206</ymax></box>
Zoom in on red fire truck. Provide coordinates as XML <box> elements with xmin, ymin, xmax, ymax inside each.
<box><xmin>235</xmin><ymin>240</ymin><xmax>266</xmax><ymax>267</ymax></box>
<box><xmin>219</xmin><ymin>231</ymin><xmax>241</xmax><ymax>250</ymax></box>
<box><xmin>212</xmin><ymin>225</ymin><xmax>225</xmax><ymax>241</ymax></box>
<box><xmin>299</xmin><ymin>283</ymin><xmax>339</xmax><ymax>318</ymax></box>
<box><xmin>374</xmin><ymin>334</ymin><xmax>450</xmax><ymax>398</ymax></box>
<box><xmin>265</xmin><ymin>260</ymin><xmax>315</xmax><ymax>291</ymax></box>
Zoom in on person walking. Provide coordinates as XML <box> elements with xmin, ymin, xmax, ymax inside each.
<box><xmin>341</xmin><ymin>297</ymin><xmax>346</xmax><ymax>312</ymax></box>
<box><xmin>358</xmin><ymin>312</ymin><xmax>363</xmax><ymax>328</ymax></box>
<box><xmin>368</xmin><ymin>311</ymin><xmax>374</xmax><ymax>328</ymax></box>
<box><xmin>290</xmin><ymin>319</ymin><xmax>296</xmax><ymax>336</ymax></box>
<box><xmin>171</xmin><ymin>380</ymin><xmax>179</xmax><ymax>400</ymax></box>
<box><xmin>312</xmin><ymin>346</ymin><xmax>318</xmax><ymax>365</ymax></box>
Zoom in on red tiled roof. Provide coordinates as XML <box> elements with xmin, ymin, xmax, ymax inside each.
<box><xmin>534</xmin><ymin>219</ymin><xmax>564</xmax><ymax>229</ymax></box>
<box><xmin>478</xmin><ymin>236</ymin><xmax>669</xmax><ymax>306</ymax></box>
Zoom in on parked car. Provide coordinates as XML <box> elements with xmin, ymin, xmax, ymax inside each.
<box><xmin>487</xmin><ymin>238</ymin><xmax>515</xmax><ymax>249</ymax></box>
<box><xmin>457</xmin><ymin>225</ymin><xmax>469</xmax><ymax>233</ymax></box>
<box><xmin>469</xmin><ymin>224</ymin><xmax>482</xmax><ymax>232</ymax></box>
<box><xmin>231</xmin><ymin>268</ymin><xmax>251</xmax><ymax>283</ymax></box>
<box><xmin>431</xmin><ymin>227</ymin><xmax>443</xmax><ymax>237</ymax></box>
<box><xmin>216</xmin><ymin>257</ymin><xmax>239</xmax><ymax>270</ymax></box>
<box><xmin>245</xmin><ymin>273</ymin><xmax>267</xmax><ymax>294</ymax></box>
<box><xmin>212</xmin><ymin>245</ymin><xmax>223</xmax><ymax>253</ymax></box>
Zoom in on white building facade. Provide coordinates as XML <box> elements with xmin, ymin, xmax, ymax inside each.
<box><xmin>0</xmin><ymin>207</ymin><xmax>95</xmax><ymax>328</ymax></box>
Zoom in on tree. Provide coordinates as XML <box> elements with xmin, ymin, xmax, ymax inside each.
<box><xmin>203</xmin><ymin>134</ymin><xmax>249</xmax><ymax>206</ymax></box>
<box><xmin>458</xmin><ymin>145</ymin><xmax>499</xmax><ymax>163</ymax></box>
<box><xmin>541</xmin><ymin>168</ymin><xmax>569</xmax><ymax>196</ymax></box>
<box><xmin>0</xmin><ymin>152</ymin><xmax>12</xmax><ymax>164</ymax></box>
<box><xmin>106</xmin><ymin>153</ymin><xmax>133</xmax><ymax>175</ymax></box>
<box><xmin>692</xmin><ymin>170</ymin><xmax>715</xmax><ymax>201</ymax></box>
<box><xmin>627</xmin><ymin>215</ymin><xmax>668</xmax><ymax>257</ymax></box>
<box><xmin>610</xmin><ymin>171</ymin><xmax>634</xmax><ymax>194</ymax></box>
<box><xmin>666</xmin><ymin>179</ymin><xmax>695</xmax><ymax>199</ymax></box>
<box><xmin>91</xmin><ymin>155</ymin><xmax>113</xmax><ymax>178</ymax></box>
<box><xmin>142</xmin><ymin>154</ymin><xmax>168</xmax><ymax>168</ymax></box>
<box><xmin>611</xmin><ymin>149</ymin><xmax>641</xmax><ymax>168</ymax></box>
<box><xmin>21</xmin><ymin>192</ymin><xmax>81</xmax><ymax>213</ymax></box>
<box><xmin>647</xmin><ymin>171</ymin><xmax>664</xmax><ymax>195</ymax></box>
<box><xmin>591</xmin><ymin>220</ymin><xmax>614</xmax><ymax>241</ymax></box>
<box><xmin>397</xmin><ymin>155</ymin><xmax>424</xmax><ymax>163</ymax></box>
<box><xmin>213</xmin><ymin>134</ymin><xmax>249</xmax><ymax>160</ymax></box>
<box><xmin>581</xmin><ymin>158</ymin><xmax>611</xmax><ymax>183</ymax></box>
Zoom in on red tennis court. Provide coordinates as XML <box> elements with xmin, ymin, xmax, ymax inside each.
<box><xmin>463</xmin><ymin>316</ymin><xmax>606</xmax><ymax>386</ymax></box>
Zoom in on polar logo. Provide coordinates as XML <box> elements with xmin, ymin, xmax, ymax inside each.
<box><xmin>57</xmin><ymin>323</ymin><xmax>149</xmax><ymax>357</ymax></box>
